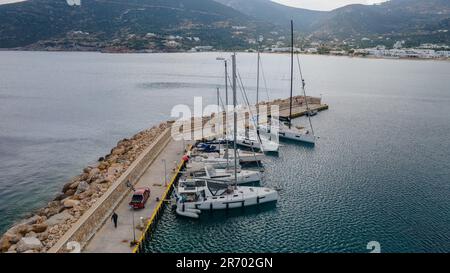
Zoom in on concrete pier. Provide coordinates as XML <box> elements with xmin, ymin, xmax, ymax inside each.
<box><xmin>278</xmin><ymin>103</ymin><xmax>329</xmax><ymax>119</ymax></box>
<box><xmin>83</xmin><ymin>139</ymin><xmax>186</xmax><ymax>253</ymax></box>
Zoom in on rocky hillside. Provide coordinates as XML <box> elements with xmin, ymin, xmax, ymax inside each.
<box><xmin>214</xmin><ymin>0</ymin><xmax>326</xmax><ymax>32</ymax></box>
<box><xmin>311</xmin><ymin>0</ymin><xmax>450</xmax><ymax>40</ymax></box>
<box><xmin>0</xmin><ymin>0</ymin><xmax>258</xmax><ymax>50</ymax></box>
<box><xmin>0</xmin><ymin>0</ymin><xmax>449</xmax><ymax>50</ymax></box>
<box><xmin>216</xmin><ymin>0</ymin><xmax>450</xmax><ymax>45</ymax></box>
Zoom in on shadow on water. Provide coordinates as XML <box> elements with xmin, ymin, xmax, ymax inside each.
<box><xmin>172</xmin><ymin>202</ymin><xmax>279</xmax><ymax>223</ymax></box>
<box><xmin>279</xmin><ymin>138</ymin><xmax>315</xmax><ymax>149</ymax></box>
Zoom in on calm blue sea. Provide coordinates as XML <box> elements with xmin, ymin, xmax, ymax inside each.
<box><xmin>0</xmin><ymin>51</ymin><xmax>449</xmax><ymax>252</ymax></box>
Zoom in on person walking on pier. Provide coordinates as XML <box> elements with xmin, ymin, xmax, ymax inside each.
<box><xmin>111</xmin><ymin>212</ymin><xmax>118</xmax><ymax>228</ymax></box>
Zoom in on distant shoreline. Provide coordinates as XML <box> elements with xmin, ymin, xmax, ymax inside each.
<box><xmin>1</xmin><ymin>48</ymin><xmax>449</xmax><ymax>62</ymax></box>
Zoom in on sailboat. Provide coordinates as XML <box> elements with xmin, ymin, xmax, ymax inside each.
<box><xmin>260</xmin><ymin>20</ymin><xmax>316</xmax><ymax>145</ymax></box>
<box><xmin>175</xmin><ymin>53</ymin><xmax>278</xmax><ymax>218</ymax></box>
<box><xmin>181</xmin><ymin>165</ymin><xmax>261</xmax><ymax>184</ymax></box>
<box><xmin>190</xmin><ymin>148</ymin><xmax>263</xmax><ymax>164</ymax></box>
<box><xmin>231</xmin><ymin>130</ymin><xmax>279</xmax><ymax>152</ymax></box>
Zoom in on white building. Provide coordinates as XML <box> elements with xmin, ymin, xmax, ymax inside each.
<box><xmin>191</xmin><ymin>46</ymin><xmax>214</xmax><ymax>52</ymax></box>
<box><xmin>145</xmin><ymin>33</ymin><xmax>157</xmax><ymax>38</ymax></box>
<box><xmin>393</xmin><ymin>40</ymin><xmax>405</xmax><ymax>49</ymax></box>
<box><xmin>165</xmin><ymin>40</ymin><xmax>180</xmax><ymax>48</ymax></box>
<box><xmin>305</xmin><ymin>48</ymin><xmax>318</xmax><ymax>54</ymax></box>
<box><xmin>271</xmin><ymin>47</ymin><xmax>301</xmax><ymax>53</ymax></box>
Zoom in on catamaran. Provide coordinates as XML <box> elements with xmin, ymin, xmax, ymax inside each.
<box><xmin>175</xmin><ymin>180</ymin><xmax>278</xmax><ymax>218</ymax></box>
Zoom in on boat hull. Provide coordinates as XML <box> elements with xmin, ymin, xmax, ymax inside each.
<box><xmin>179</xmin><ymin>190</ymin><xmax>278</xmax><ymax>211</ymax></box>
<box><xmin>279</xmin><ymin>131</ymin><xmax>315</xmax><ymax>144</ymax></box>
<box><xmin>197</xmin><ymin>172</ymin><xmax>261</xmax><ymax>184</ymax></box>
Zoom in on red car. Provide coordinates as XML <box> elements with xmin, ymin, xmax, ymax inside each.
<box><xmin>129</xmin><ymin>187</ymin><xmax>151</xmax><ymax>209</ymax></box>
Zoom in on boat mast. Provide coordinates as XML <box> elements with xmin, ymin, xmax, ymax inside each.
<box><xmin>289</xmin><ymin>20</ymin><xmax>294</xmax><ymax>129</ymax></box>
<box><xmin>217</xmin><ymin>87</ymin><xmax>221</xmax><ymax>157</ymax></box>
<box><xmin>256</xmin><ymin>41</ymin><xmax>261</xmax><ymax>127</ymax></box>
<box><xmin>225</xmin><ymin>61</ymin><xmax>229</xmax><ymax>167</ymax></box>
<box><xmin>225</xmin><ymin>60</ymin><xmax>228</xmax><ymax>107</ymax></box>
<box><xmin>232</xmin><ymin>53</ymin><xmax>238</xmax><ymax>188</ymax></box>
<box><xmin>297</xmin><ymin>54</ymin><xmax>315</xmax><ymax>137</ymax></box>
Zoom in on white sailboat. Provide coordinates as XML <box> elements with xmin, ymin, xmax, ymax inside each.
<box><xmin>182</xmin><ymin>165</ymin><xmax>261</xmax><ymax>184</ymax></box>
<box><xmin>259</xmin><ymin>21</ymin><xmax>316</xmax><ymax>145</ymax></box>
<box><xmin>187</xmin><ymin>155</ymin><xmax>237</xmax><ymax>169</ymax></box>
<box><xmin>220</xmin><ymin>148</ymin><xmax>264</xmax><ymax>163</ymax></box>
<box><xmin>228</xmin><ymin>130</ymin><xmax>279</xmax><ymax>153</ymax></box>
<box><xmin>175</xmin><ymin>180</ymin><xmax>278</xmax><ymax>218</ymax></box>
<box><xmin>260</xmin><ymin>119</ymin><xmax>315</xmax><ymax>144</ymax></box>
<box><xmin>234</xmin><ymin>136</ymin><xmax>278</xmax><ymax>152</ymax></box>
<box><xmin>189</xmin><ymin>148</ymin><xmax>264</xmax><ymax>165</ymax></box>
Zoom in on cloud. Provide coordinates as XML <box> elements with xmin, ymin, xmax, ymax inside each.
<box><xmin>272</xmin><ymin>0</ymin><xmax>387</xmax><ymax>11</ymax></box>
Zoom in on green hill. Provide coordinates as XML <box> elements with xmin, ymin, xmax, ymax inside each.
<box><xmin>0</xmin><ymin>0</ymin><xmax>257</xmax><ymax>50</ymax></box>
<box><xmin>0</xmin><ymin>0</ymin><xmax>449</xmax><ymax>50</ymax></box>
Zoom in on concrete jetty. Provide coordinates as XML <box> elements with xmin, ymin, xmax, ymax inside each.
<box><xmin>84</xmin><ymin>139</ymin><xmax>186</xmax><ymax>253</ymax></box>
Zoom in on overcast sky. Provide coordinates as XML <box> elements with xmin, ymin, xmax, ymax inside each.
<box><xmin>273</xmin><ymin>0</ymin><xmax>387</xmax><ymax>10</ymax></box>
<box><xmin>0</xmin><ymin>0</ymin><xmax>388</xmax><ymax>10</ymax></box>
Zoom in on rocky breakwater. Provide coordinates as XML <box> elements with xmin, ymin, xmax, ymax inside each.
<box><xmin>0</xmin><ymin>122</ymin><xmax>170</xmax><ymax>253</ymax></box>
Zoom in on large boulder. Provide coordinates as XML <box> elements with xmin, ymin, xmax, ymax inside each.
<box><xmin>64</xmin><ymin>188</ymin><xmax>76</xmax><ymax>197</ymax></box>
<box><xmin>79</xmin><ymin>172</ymin><xmax>89</xmax><ymax>181</ymax></box>
<box><xmin>87</xmin><ymin>168</ymin><xmax>100</xmax><ymax>182</ymax></box>
<box><xmin>62</xmin><ymin>176</ymin><xmax>81</xmax><ymax>193</ymax></box>
<box><xmin>8</xmin><ymin>224</ymin><xmax>30</xmax><ymax>236</ymax></box>
<box><xmin>98</xmin><ymin>174</ymin><xmax>115</xmax><ymax>184</ymax></box>
<box><xmin>7</xmin><ymin>244</ymin><xmax>17</xmax><ymax>252</ymax></box>
<box><xmin>30</xmin><ymin>223</ymin><xmax>48</xmax><ymax>233</ymax></box>
<box><xmin>62</xmin><ymin>181</ymin><xmax>74</xmax><ymax>193</ymax></box>
<box><xmin>75</xmin><ymin>181</ymin><xmax>89</xmax><ymax>194</ymax></box>
<box><xmin>0</xmin><ymin>236</ymin><xmax>12</xmax><ymax>252</ymax></box>
<box><xmin>111</xmin><ymin>146</ymin><xmax>126</xmax><ymax>156</ymax></box>
<box><xmin>69</xmin><ymin>181</ymin><xmax>80</xmax><ymax>190</ymax></box>
<box><xmin>106</xmin><ymin>155</ymin><xmax>118</xmax><ymax>164</ymax></box>
<box><xmin>98</xmin><ymin>161</ymin><xmax>109</xmax><ymax>170</ymax></box>
<box><xmin>37</xmin><ymin>231</ymin><xmax>48</xmax><ymax>241</ymax></box>
<box><xmin>45</xmin><ymin>210</ymin><xmax>73</xmax><ymax>226</ymax></box>
<box><xmin>107</xmin><ymin>164</ymin><xmax>123</xmax><ymax>177</ymax></box>
<box><xmin>53</xmin><ymin>193</ymin><xmax>67</xmax><ymax>201</ymax></box>
<box><xmin>18</xmin><ymin>215</ymin><xmax>40</xmax><ymax>226</ymax></box>
<box><xmin>63</xmin><ymin>199</ymin><xmax>80</xmax><ymax>208</ymax></box>
<box><xmin>76</xmin><ymin>189</ymin><xmax>95</xmax><ymax>200</ymax></box>
<box><xmin>16</xmin><ymin>237</ymin><xmax>43</xmax><ymax>253</ymax></box>
<box><xmin>25</xmin><ymin>231</ymin><xmax>37</xmax><ymax>238</ymax></box>
<box><xmin>2</xmin><ymin>230</ymin><xmax>22</xmax><ymax>244</ymax></box>
<box><xmin>83</xmin><ymin>166</ymin><xmax>92</xmax><ymax>174</ymax></box>
<box><xmin>38</xmin><ymin>201</ymin><xmax>64</xmax><ymax>218</ymax></box>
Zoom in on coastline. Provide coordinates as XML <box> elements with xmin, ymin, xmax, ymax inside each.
<box><xmin>1</xmin><ymin>48</ymin><xmax>448</xmax><ymax>62</ymax></box>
